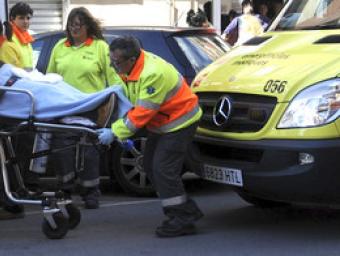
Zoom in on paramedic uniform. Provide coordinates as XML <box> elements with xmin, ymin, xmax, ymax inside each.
<box><xmin>111</xmin><ymin>50</ymin><xmax>203</xmax><ymax>229</ymax></box>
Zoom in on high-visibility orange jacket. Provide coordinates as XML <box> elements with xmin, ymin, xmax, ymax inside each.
<box><xmin>111</xmin><ymin>50</ymin><xmax>202</xmax><ymax>140</ymax></box>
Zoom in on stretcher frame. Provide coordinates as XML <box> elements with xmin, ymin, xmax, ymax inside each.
<box><xmin>0</xmin><ymin>86</ymin><xmax>103</xmax><ymax>239</ymax></box>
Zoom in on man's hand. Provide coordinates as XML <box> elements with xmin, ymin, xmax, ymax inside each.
<box><xmin>96</xmin><ymin>128</ymin><xmax>115</xmax><ymax>145</ymax></box>
<box><xmin>121</xmin><ymin>139</ymin><xmax>135</xmax><ymax>151</ymax></box>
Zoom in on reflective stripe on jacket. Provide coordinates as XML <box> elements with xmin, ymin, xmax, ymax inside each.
<box><xmin>111</xmin><ymin>50</ymin><xmax>202</xmax><ymax>140</ymax></box>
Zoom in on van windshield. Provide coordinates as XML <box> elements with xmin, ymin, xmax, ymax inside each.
<box><xmin>272</xmin><ymin>0</ymin><xmax>340</xmax><ymax>31</ymax></box>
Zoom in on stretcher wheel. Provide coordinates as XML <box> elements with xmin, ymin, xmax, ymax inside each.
<box><xmin>42</xmin><ymin>212</ymin><xmax>69</xmax><ymax>239</ymax></box>
<box><xmin>66</xmin><ymin>203</ymin><xmax>81</xmax><ymax>229</ymax></box>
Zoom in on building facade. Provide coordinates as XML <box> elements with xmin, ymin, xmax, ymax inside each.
<box><xmin>5</xmin><ymin>0</ymin><xmax>247</xmax><ymax>33</ymax></box>
<box><xmin>5</xmin><ymin>0</ymin><xmax>285</xmax><ymax>33</ymax></box>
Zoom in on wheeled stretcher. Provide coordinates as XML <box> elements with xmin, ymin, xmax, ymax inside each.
<box><xmin>0</xmin><ymin>86</ymin><xmax>119</xmax><ymax>239</ymax></box>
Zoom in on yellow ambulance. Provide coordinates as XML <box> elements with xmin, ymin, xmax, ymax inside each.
<box><xmin>189</xmin><ymin>0</ymin><xmax>340</xmax><ymax>207</ymax></box>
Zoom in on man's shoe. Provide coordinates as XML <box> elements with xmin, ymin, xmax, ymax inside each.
<box><xmin>163</xmin><ymin>199</ymin><xmax>204</xmax><ymax>224</ymax></box>
<box><xmin>84</xmin><ymin>198</ymin><xmax>99</xmax><ymax>209</ymax></box>
<box><xmin>82</xmin><ymin>188</ymin><xmax>100</xmax><ymax>209</ymax></box>
<box><xmin>0</xmin><ymin>205</ymin><xmax>25</xmax><ymax>220</ymax></box>
<box><xmin>61</xmin><ymin>190</ymin><xmax>72</xmax><ymax>200</ymax></box>
<box><xmin>155</xmin><ymin>219</ymin><xmax>196</xmax><ymax>238</ymax></box>
<box><xmin>4</xmin><ymin>204</ymin><xmax>24</xmax><ymax>213</ymax></box>
<box><xmin>96</xmin><ymin>94</ymin><xmax>116</xmax><ymax>128</ymax></box>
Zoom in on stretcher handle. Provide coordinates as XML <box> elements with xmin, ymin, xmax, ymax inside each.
<box><xmin>0</xmin><ymin>87</ymin><xmax>35</xmax><ymax>118</ymax></box>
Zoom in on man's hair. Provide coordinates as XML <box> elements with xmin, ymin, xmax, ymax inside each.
<box><xmin>109</xmin><ymin>36</ymin><xmax>141</xmax><ymax>59</ymax></box>
<box><xmin>186</xmin><ymin>9</ymin><xmax>195</xmax><ymax>25</ymax></box>
<box><xmin>242</xmin><ymin>0</ymin><xmax>253</xmax><ymax>8</ymax></box>
<box><xmin>9</xmin><ymin>2</ymin><xmax>33</xmax><ymax>20</ymax></box>
<box><xmin>186</xmin><ymin>9</ymin><xmax>208</xmax><ymax>27</ymax></box>
<box><xmin>66</xmin><ymin>7</ymin><xmax>104</xmax><ymax>44</ymax></box>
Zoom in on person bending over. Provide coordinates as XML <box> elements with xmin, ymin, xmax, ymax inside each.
<box><xmin>97</xmin><ymin>36</ymin><xmax>203</xmax><ymax>238</ymax></box>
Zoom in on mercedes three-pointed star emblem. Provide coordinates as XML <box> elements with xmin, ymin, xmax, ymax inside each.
<box><xmin>213</xmin><ymin>96</ymin><xmax>232</xmax><ymax>127</ymax></box>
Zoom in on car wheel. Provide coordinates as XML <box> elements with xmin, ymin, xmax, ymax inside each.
<box><xmin>237</xmin><ymin>191</ymin><xmax>289</xmax><ymax>208</ymax></box>
<box><xmin>112</xmin><ymin>137</ymin><xmax>155</xmax><ymax>197</ymax></box>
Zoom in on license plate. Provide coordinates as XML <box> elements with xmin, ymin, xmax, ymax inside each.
<box><xmin>203</xmin><ymin>164</ymin><xmax>243</xmax><ymax>187</ymax></box>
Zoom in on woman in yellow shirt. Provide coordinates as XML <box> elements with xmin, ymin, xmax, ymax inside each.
<box><xmin>47</xmin><ymin>7</ymin><xmax>123</xmax><ymax>209</ymax></box>
<box><xmin>47</xmin><ymin>7</ymin><xmax>122</xmax><ymax>93</ymax></box>
<box><xmin>0</xmin><ymin>20</ymin><xmax>23</xmax><ymax>68</ymax></box>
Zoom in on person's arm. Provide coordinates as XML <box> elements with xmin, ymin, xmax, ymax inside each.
<box><xmin>222</xmin><ymin>17</ymin><xmax>238</xmax><ymax>37</ymax></box>
<box><xmin>222</xmin><ymin>17</ymin><xmax>239</xmax><ymax>45</ymax></box>
<box><xmin>0</xmin><ymin>43</ymin><xmax>23</xmax><ymax>68</ymax></box>
<box><xmin>111</xmin><ymin>73</ymin><xmax>167</xmax><ymax>140</ymax></box>
<box><xmin>46</xmin><ymin>39</ymin><xmax>65</xmax><ymax>74</ymax></box>
<box><xmin>46</xmin><ymin>47</ymin><xmax>57</xmax><ymax>74</ymax></box>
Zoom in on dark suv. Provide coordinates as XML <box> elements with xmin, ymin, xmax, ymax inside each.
<box><xmin>32</xmin><ymin>26</ymin><xmax>229</xmax><ymax>196</ymax></box>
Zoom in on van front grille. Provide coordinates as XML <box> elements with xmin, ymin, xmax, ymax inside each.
<box><xmin>195</xmin><ymin>141</ymin><xmax>263</xmax><ymax>162</ymax></box>
<box><xmin>197</xmin><ymin>92</ymin><xmax>277</xmax><ymax>133</ymax></box>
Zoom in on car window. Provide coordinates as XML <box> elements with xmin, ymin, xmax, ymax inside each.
<box><xmin>174</xmin><ymin>35</ymin><xmax>229</xmax><ymax>72</ymax></box>
<box><xmin>103</xmin><ymin>34</ymin><xmax>119</xmax><ymax>45</ymax></box>
<box><xmin>32</xmin><ymin>33</ymin><xmax>66</xmax><ymax>73</ymax></box>
<box><xmin>32</xmin><ymin>39</ymin><xmax>45</xmax><ymax>68</ymax></box>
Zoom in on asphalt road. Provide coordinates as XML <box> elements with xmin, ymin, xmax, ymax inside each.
<box><xmin>1</xmin><ymin>178</ymin><xmax>340</xmax><ymax>256</ymax></box>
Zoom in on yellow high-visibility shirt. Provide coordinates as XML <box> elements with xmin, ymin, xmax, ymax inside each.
<box><xmin>12</xmin><ymin>34</ymin><xmax>33</xmax><ymax>69</ymax></box>
<box><xmin>47</xmin><ymin>38</ymin><xmax>123</xmax><ymax>93</ymax></box>
<box><xmin>0</xmin><ymin>40</ymin><xmax>23</xmax><ymax>68</ymax></box>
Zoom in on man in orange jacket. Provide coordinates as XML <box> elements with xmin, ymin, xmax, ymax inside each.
<box><xmin>97</xmin><ymin>36</ymin><xmax>204</xmax><ymax>237</ymax></box>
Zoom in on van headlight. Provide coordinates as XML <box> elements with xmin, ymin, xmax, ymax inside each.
<box><xmin>278</xmin><ymin>79</ymin><xmax>340</xmax><ymax>128</ymax></box>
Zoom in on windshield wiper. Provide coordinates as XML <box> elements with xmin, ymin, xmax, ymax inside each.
<box><xmin>296</xmin><ymin>24</ymin><xmax>340</xmax><ymax>30</ymax></box>
<box><xmin>274</xmin><ymin>26</ymin><xmax>294</xmax><ymax>31</ymax></box>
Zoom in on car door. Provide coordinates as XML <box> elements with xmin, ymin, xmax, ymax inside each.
<box><xmin>33</xmin><ymin>32</ymin><xmax>65</xmax><ymax>73</ymax></box>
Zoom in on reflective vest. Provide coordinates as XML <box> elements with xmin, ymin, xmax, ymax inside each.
<box><xmin>111</xmin><ymin>50</ymin><xmax>202</xmax><ymax>140</ymax></box>
<box><xmin>47</xmin><ymin>38</ymin><xmax>123</xmax><ymax>93</ymax></box>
